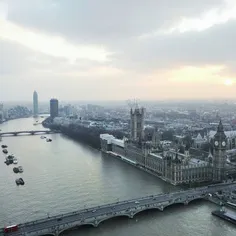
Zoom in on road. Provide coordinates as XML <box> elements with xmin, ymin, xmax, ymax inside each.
<box><xmin>3</xmin><ymin>182</ymin><xmax>236</xmax><ymax>236</ymax></box>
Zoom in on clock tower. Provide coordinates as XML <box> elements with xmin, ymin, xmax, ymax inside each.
<box><xmin>213</xmin><ymin>120</ymin><xmax>227</xmax><ymax>182</ymax></box>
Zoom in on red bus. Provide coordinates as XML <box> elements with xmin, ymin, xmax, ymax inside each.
<box><xmin>4</xmin><ymin>225</ymin><xmax>18</xmax><ymax>233</ymax></box>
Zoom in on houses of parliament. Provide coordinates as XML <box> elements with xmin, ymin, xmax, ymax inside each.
<box><xmin>100</xmin><ymin>107</ymin><xmax>235</xmax><ymax>185</ymax></box>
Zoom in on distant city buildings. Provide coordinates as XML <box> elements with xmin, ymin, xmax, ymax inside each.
<box><xmin>33</xmin><ymin>91</ymin><xmax>38</xmax><ymax>117</ymax></box>
<box><xmin>50</xmin><ymin>98</ymin><xmax>59</xmax><ymax>118</ymax></box>
<box><xmin>100</xmin><ymin>107</ymin><xmax>235</xmax><ymax>185</ymax></box>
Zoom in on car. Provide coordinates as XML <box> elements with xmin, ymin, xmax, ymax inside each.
<box><xmin>135</xmin><ymin>201</ymin><xmax>140</xmax><ymax>204</ymax></box>
<box><xmin>57</xmin><ymin>218</ymin><xmax>62</xmax><ymax>221</ymax></box>
<box><xmin>92</xmin><ymin>209</ymin><xmax>97</xmax><ymax>213</ymax></box>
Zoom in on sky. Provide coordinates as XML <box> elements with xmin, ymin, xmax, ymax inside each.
<box><xmin>0</xmin><ymin>0</ymin><xmax>236</xmax><ymax>102</ymax></box>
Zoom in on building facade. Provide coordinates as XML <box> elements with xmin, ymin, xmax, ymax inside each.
<box><xmin>130</xmin><ymin>107</ymin><xmax>145</xmax><ymax>143</ymax></box>
<box><xmin>212</xmin><ymin>120</ymin><xmax>227</xmax><ymax>182</ymax></box>
<box><xmin>50</xmin><ymin>98</ymin><xmax>59</xmax><ymax>118</ymax></box>
<box><xmin>100</xmin><ymin>121</ymin><xmax>230</xmax><ymax>186</ymax></box>
<box><xmin>33</xmin><ymin>91</ymin><xmax>38</xmax><ymax>117</ymax></box>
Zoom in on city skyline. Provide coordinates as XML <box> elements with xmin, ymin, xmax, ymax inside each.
<box><xmin>1</xmin><ymin>0</ymin><xmax>236</xmax><ymax>101</ymax></box>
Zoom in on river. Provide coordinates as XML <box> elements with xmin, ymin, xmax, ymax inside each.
<box><xmin>0</xmin><ymin>117</ymin><xmax>235</xmax><ymax>236</ymax></box>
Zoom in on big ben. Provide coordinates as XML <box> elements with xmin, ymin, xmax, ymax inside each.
<box><xmin>213</xmin><ymin>120</ymin><xmax>227</xmax><ymax>182</ymax></box>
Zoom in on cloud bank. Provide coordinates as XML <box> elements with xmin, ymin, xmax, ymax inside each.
<box><xmin>0</xmin><ymin>0</ymin><xmax>236</xmax><ymax>101</ymax></box>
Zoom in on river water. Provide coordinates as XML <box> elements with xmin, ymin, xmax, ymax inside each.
<box><xmin>0</xmin><ymin>117</ymin><xmax>235</xmax><ymax>236</ymax></box>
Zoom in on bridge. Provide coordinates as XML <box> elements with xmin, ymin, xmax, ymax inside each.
<box><xmin>2</xmin><ymin>182</ymin><xmax>236</xmax><ymax>236</ymax></box>
<box><xmin>0</xmin><ymin>130</ymin><xmax>60</xmax><ymax>137</ymax></box>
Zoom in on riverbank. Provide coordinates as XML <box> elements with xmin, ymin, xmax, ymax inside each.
<box><xmin>42</xmin><ymin>117</ymin><xmax>125</xmax><ymax>150</ymax></box>
<box><xmin>0</xmin><ymin>116</ymin><xmax>31</xmax><ymax>125</ymax></box>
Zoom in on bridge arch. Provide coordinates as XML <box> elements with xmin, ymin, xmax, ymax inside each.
<box><xmin>187</xmin><ymin>197</ymin><xmax>205</xmax><ymax>204</ymax></box>
<box><xmin>96</xmin><ymin>213</ymin><xmax>131</xmax><ymax>226</ymax></box>
<box><xmin>133</xmin><ymin>206</ymin><xmax>162</xmax><ymax>217</ymax></box>
<box><xmin>163</xmin><ymin>202</ymin><xmax>186</xmax><ymax>210</ymax></box>
<box><xmin>57</xmin><ymin>223</ymin><xmax>96</xmax><ymax>236</ymax></box>
<box><xmin>39</xmin><ymin>233</ymin><xmax>56</xmax><ymax>236</ymax></box>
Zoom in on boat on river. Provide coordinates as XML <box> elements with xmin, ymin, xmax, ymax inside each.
<box><xmin>13</xmin><ymin>167</ymin><xmax>19</xmax><ymax>173</ymax></box>
<box><xmin>13</xmin><ymin>158</ymin><xmax>18</xmax><ymax>164</ymax></box>
<box><xmin>212</xmin><ymin>207</ymin><xmax>236</xmax><ymax>225</ymax></box>
<box><xmin>2</xmin><ymin>149</ymin><xmax>8</xmax><ymax>154</ymax></box>
<box><xmin>225</xmin><ymin>201</ymin><xmax>236</xmax><ymax>210</ymax></box>
<box><xmin>15</xmin><ymin>178</ymin><xmax>25</xmax><ymax>186</ymax></box>
<box><xmin>18</xmin><ymin>166</ymin><xmax>23</xmax><ymax>173</ymax></box>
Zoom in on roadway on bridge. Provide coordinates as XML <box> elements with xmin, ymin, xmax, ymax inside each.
<box><xmin>10</xmin><ymin>193</ymin><xmax>183</xmax><ymax>235</ymax></box>
<box><xmin>4</xmin><ymin>182</ymin><xmax>236</xmax><ymax>236</ymax></box>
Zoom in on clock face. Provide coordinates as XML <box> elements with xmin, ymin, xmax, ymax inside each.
<box><xmin>214</xmin><ymin>141</ymin><xmax>219</xmax><ymax>146</ymax></box>
<box><xmin>222</xmin><ymin>141</ymin><xmax>226</xmax><ymax>147</ymax></box>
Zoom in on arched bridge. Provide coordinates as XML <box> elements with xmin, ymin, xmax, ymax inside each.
<box><xmin>2</xmin><ymin>182</ymin><xmax>236</xmax><ymax>236</ymax></box>
<box><xmin>0</xmin><ymin>130</ymin><xmax>60</xmax><ymax>137</ymax></box>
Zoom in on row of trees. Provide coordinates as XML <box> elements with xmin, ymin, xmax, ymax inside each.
<box><xmin>43</xmin><ymin>118</ymin><xmax>125</xmax><ymax>149</ymax></box>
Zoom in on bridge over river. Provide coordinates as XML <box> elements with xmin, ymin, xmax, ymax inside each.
<box><xmin>2</xmin><ymin>182</ymin><xmax>236</xmax><ymax>236</ymax></box>
<box><xmin>0</xmin><ymin>130</ymin><xmax>60</xmax><ymax>137</ymax></box>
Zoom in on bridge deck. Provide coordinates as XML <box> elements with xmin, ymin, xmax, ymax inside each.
<box><xmin>0</xmin><ymin>130</ymin><xmax>60</xmax><ymax>136</ymax></box>
<box><xmin>1</xmin><ymin>182</ymin><xmax>236</xmax><ymax>236</ymax></box>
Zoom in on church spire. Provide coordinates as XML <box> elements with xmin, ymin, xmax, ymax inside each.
<box><xmin>217</xmin><ymin>120</ymin><xmax>224</xmax><ymax>133</ymax></box>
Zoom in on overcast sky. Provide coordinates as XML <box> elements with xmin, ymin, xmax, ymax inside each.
<box><xmin>0</xmin><ymin>0</ymin><xmax>236</xmax><ymax>102</ymax></box>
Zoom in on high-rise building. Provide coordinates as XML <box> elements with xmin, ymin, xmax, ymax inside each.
<box><xmin>33</xmin><ymin>91</ymin><xmax>38</xmax><ymax>117</ymax></box>
<box><xmin>0</xmin><ymin>103</ymin><xmax>3</xmax><ymax>122</ymax></box>
<box><xmin>50</xmin><ymin>98</ymin><xmax>59</xmax><ymax>118</ymax></box>
<box><xmin>213</xmin><ymin>120</ymin><xmax>227</xmax><ymax>182</ymax></box>
<box><xmin>130</xmin><ymin>107</ymin><xmax>145</xmax><ymax>142</ymax></box>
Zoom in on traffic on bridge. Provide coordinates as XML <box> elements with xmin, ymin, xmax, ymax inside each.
<box><xmin>2</xmin><ymin>182</ymin><xmax>236</xmax><ymax>236</ymax></box>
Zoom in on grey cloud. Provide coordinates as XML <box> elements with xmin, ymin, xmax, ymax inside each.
<box><xmin>5</xmin><ymin>0</ymin><xmax>233</xmax><ymax>73</ymax></box>
<box><xmin>2</xmin><ymin>0</ymin><xmax>236</xmax><ymax>101</ymax></box>
<box><xmin>109</xmin><ymin>19</ymin><xmax>236</xmax><ymax>72</ymax></box>
<box><xmin>0</xmin><ymin>39</ymin><xmax>107</xmax><ymax>75</ymax></box>
<box><xmin>7</xmin><ymin>0</ymin><xmax>224</xmax><ymax>44</ymax></box>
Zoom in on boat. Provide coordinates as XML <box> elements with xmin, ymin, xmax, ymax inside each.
<box><xmin>18</xmin><ymin>166</ymin><xmax>23</xmax><ymax>173</ymax></box>
<box><xmin>15</xmin><ymin>178</ymin><xmax>25</xmax><ymax>186</ymax></box>
<box><xmin>2</xmin><ymin>149</ymin><xmax>8</xmax><ymax>154</ymax></box>
<box><xmin>225</xmin><ymin>201</ymin><xmax>236</xmax><ymax>210</ymax></box>
<box><xmin>1</xmin><ymin>144</ymin><xmax>7</xmax><ymax>148</ymax></box>
<box><xmin>5</xmin><ymin>155</ymin><xmax>13</xmax><ymax>162</ymax></box>
<box><xmin>46</xmin><ymin>138</ymin><xmax>52</xmax><ymax>142</ymax></box>
<box><xmin>4</xmin><ymin>160</ymin><xmax>10</xmax><ymax>165</ymax></box>
<box><xmin>7</xmin><ymin>154</ymin><xmax>14</xmax><ymax>159</ymax></box>
<box><xmin>13</xmin><ymin>158</ymin><xmax>18</xmax><ymax>164</ymax></box>
<box><xmin>13</xmin><ymin>167</ymin><xmax>19</xmax><ymax>173</ymax></box>
<box><xmin>212</xmin><ymin>207</ymin><xmax>236</xmax><ymax>225</ymax></box>
<box><xmin>6</xmin><ymin>155</ymin><xmax>14</xmax><ymax>163</ymax></box>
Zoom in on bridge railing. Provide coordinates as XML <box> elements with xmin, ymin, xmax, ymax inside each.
<box><xmin>18</xmin><ymin>182</ymin><xmax>236</xmax><ymax>228</ymax></box>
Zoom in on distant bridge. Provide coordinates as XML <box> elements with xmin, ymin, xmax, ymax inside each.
<box><xmin>2</xmin><ymin>182</ymin><xmax>236</xmax><ymax>236</ymax></box>
<box><xmin>0</xmin><ymin>130</ymin><xmax>60</xmax><ymax>137</ymax></box>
